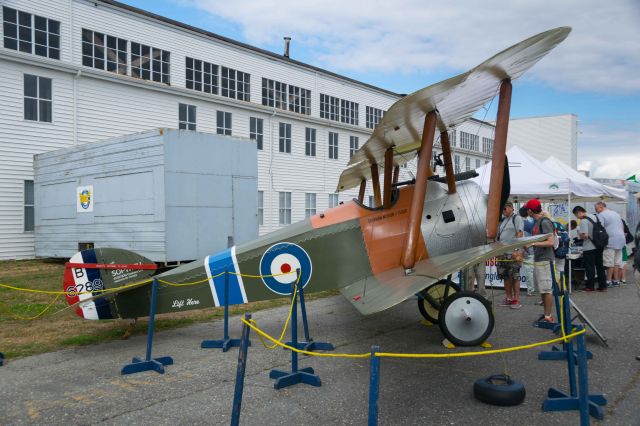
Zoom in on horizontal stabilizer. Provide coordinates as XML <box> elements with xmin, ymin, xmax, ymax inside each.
<box><xmin>341</xmin><ymin>235</ymin><xmax>549</xmax><ymax>315</ymax></box>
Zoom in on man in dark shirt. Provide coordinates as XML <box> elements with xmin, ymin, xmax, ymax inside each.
<box><xmin>523</xmin><ymin>199</ymin><xmax>556</xmax><ymax>323</ymax></box>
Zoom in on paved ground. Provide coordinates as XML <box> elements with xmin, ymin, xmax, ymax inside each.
<box><xmin>2</xmin><ymin>274</ymin><xmax>640</xmax><ymax>425</ymax></box>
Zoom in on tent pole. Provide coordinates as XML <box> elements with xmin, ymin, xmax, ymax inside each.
<box><xmin>568</xmin><ymin>189</ymin><xmax>572</xmax><ymax>294</ymax></box>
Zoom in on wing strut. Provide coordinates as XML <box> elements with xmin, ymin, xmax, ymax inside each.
<box><xmin>371</xmin><ymin>163</ymin><xmax>382</xmax><ymax>207</ymax></box>
<box><xmin>486</xmin><ymin>79</ymin><xmax>512</xmax><ymax>241</ymax></box>
<box><xmin>383</xmin><ymin>148</ymin><xmax>394</xmax><ymax>208</ymax></box>
<box><xmin>358</xmin><ymin>179</ymin><xmax>366</xmax><ymax>203</ymax></box>
<box><xmin>401</xmin><ymin>111</ymin><xmax>437</xmax><ymax>271</ymax></box>
<box><xmin>439</xmin><ymin>131</ymin><xmax>456</xmax><ymax>194</ymax></box>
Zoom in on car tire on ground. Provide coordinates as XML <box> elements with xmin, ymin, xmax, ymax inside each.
<box><xmin>473</xmin><ymin>374</ymin><xmax>526</xmax><ymax>406</ymax></box>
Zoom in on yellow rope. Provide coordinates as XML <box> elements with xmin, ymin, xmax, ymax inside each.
<box><xmin>1</xmin><ymin>294</ymin><xmax>62</xmax><ymax>320</ymax></box>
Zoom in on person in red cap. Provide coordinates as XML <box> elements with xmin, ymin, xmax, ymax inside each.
<box><xmin>523</xmin><ymin>198</ymin><xmax>557</xmax><ymax>324</ymax></box>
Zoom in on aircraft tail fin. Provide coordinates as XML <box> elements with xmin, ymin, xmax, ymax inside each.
<box><xmin>63</xmin><ymin>248</ymin><xmax>157</xmax><ymax>320</ymax></box>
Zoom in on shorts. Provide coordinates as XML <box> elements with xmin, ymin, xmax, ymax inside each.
<box><xmin>603</xmin><ymin>248</ymin><xmax>623</xmax><ymax>267</ymax></box>
<box><xmin>496</xmin><ymin>255</ymin><xmax>521</xmax><ymax>280</ymax></box>
<box><xmin>533</xmin><ymin>260</ymin><xmax>554</xmax><ymax>294</ymax></box>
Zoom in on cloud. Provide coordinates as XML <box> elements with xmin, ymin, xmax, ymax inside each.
<box><xmin>577</xmin><ymin>123</ymin><xmax>640</xmax><ymax>178</ymax></box>
<box><xmin>186</xmin><ymin>0</ymin><xmax>640</xmax><ymax>94</ymax></box>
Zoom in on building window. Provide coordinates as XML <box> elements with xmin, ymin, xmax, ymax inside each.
<box><xmin>328</xmin><ymin>193</ymin><xmax>339</xmax><ymax>208</ymax></box>
<box><xmin>305</xmin><ymin>193</ymin><xmax>316</xmax><ymax>218</ymax></box>
<box><xmin>485</xmin><ymin>160</ymin><xmax>489</xmax><ymax>165</ymax></box>
<box><xmin>3</xmin><ymin>7</ymin><xmax>60</xmax><ymax>59</ymax></box>
<box><xmin>349</xmin><ymin>136</ymin><xmax>359</xmax><ymax>158</ymax></box>
<box><xmin>305</xmin><ymin>127</ymin><xmax>316</xmax><ymax>157</ymax></box>
<box><xmin>217</xmin><ymin>111</ymin><xmax>232</xmax><ymax>135</ymax></box>
<box><xmin>221</xmin><ymin>66</ymin><xmax>250</xmax><ymax>101</ymax></box>
<box><xmin>24</xmin><ymin>180</ymin><xmax>34</xmax><ymax>232</ymax></box>
<box><xmin>131</xmin><ymin>42</ymin><xmax>170</xmax><ymax>84</ymax></box>
<box><xmin>366</xmin><ymin>106</ymin><xmax>383</xmax><ymax>129</ymax></box>
<box><xmin>368</xmin><ymin>195</ymin><xmax>375</xmax><ymax>208</ymax></box>
<box><xmin>482</xmin><ymin>137</ymin><xmax>494</xmax><ymax>154</ymax></box>
<box><xmin>261</xmin><ymin>78</ymin><xmax>310</xmax><ymax>115</ymax></box>
<box><xmin>186</xmin><ymin>57</ymin><xmax>218</xmax><ymax>94</ymax></box>
<box><xmin>178</xmin><ymin>103</ymin><xmax>196</xmax><ymax>130</ymax></box>
<box><xmin>340</xmin><ymin>99</ymin><xmax>359</xmax><ymax>125</ymax></box>
<box><xmin>24</xmin><ymin>74</ymin><xmax>52</xmax><ymax>122</ymax></box>
<box><xmin>320</xmin><ymin>94</ymin><xmax>340</xmax><ymax>121</ymax></box>
<box><xmin>81</xmin><ymin>29</ymin><xmax>127</xmax><ymax>74</ymax></box>
<box><xmin>328</xmin><ymin>132</ymin><xmax>339</xmax><ymax>159</ymax></box>
<box><xmin>465</xmin><ymin>157</ymin><xmax>471</xmax><ymax>171</ymax></box>
<box><xmin>257</xmin><ymin>190</ymin><xmax>264</xmax><ymax>226</ymax></box>
<box><xmin>279</xmin><ymin>192</ymin><xmax>291</xmax><ymax>225</ymax></box>
<box><xmin>448</xmin><ymin>130</ymin><xmax>456</xmax><ymax>147</ymax></box>
<box><xmin>454</xmin><ymin>155</ymin><xmax>461</xmax><ymax>173</ymax></box>
<box><xmin>460</xmin><ymin>131</ymin><xmax>479</xmax><ymax>151</ymax></box>
<box><xmin>250</xmin><ymin>117</ymin><xmax>263</xmax><ymax>150</ymax></box>
<box><xmin>475</xmin><ymin>159</ymin><xmax>481</xmax><ymax>169</ymax></box>
<box><xmin>279</xmin><ymin>122</ymin><xmax>291</xmax><ymax>153</ymax></box>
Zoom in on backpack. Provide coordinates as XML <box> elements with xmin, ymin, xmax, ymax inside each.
<box><xmin>532</xmin><ymin>216</ymin><xmax>559</xmax><ymax>251</ymax></box>
<box><xmin>553</xmin><ymin>222</ymin><xmax>570</xmax><ymax>258</ymax></box>
<box><xmin>584</xmin><ymin>215</ymin><xmax>609</xmax><ymax>250</ymax></box>
<box><xmin>622</xmin><ymin>219</ymin><xmax>633</xmax><ymax>244</ymax></box>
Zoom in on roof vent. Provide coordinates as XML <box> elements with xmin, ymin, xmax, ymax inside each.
<box><xmin>283</xmin><ymin>37</ymin><xmax>291</xmax><ymax>58</ymax></box>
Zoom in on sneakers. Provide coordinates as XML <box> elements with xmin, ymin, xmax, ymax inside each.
<box><xmin>606</xmin><ymin>281</ymin><xmax>613</xmax><ymax>288</ymax></box>
<box><xmin>540</xmin><ymin>315</ymin><xmax>555</xmax><ymax>323</ymax></box>
<box><xmin>510</xmin><ymin>300</ymin><xmax>522</xmax><ymax>309</ymax></box>
<box><xmin>499</xmin><ymin>298</ymin><xmax>513</xmax><ymax>307</ymax></box>
<box><xmin>612</xmin><ymin>281</ymin><xmax>620</xmax><ymax>287</ymax></box>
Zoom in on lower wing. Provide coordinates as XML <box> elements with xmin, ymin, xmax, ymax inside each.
<box><xmin>341</xmin><ymin>235</ymin><xmax>548</xmax><ymax>315</ymax></box>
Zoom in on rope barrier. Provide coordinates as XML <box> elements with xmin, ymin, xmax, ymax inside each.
<box><xmin>1</xmin><ymin>294</ymin><xmax>62</xmax><ymax>321</ymax></box>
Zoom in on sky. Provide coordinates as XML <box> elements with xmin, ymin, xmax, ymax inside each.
<box><xmin>121</xmin><ymin>0</ymin><xmax>640</xmax><ymax>179</ymax></box>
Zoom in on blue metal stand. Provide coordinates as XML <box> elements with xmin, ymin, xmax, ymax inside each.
<box><xmin>534</xmin><ymin>264</ymin><xmax>561</xmax><ymax>331</ymax></box>
<box><xmin>368</xmin><ymin>346</ymin><xmax>381</xmax><ymax>426</ymax></box>
<box><xmin>201</xmin><ymin>269</ymin><xmax>250</xmax><ymax>351</ymax></box>
<box><xmin>0</xmin><ymin>352</ymin><xmax>4</xmax><ymax>366</ymax></box>
<box><xmin>285</xmin><ymin>273</ymin><xmax>334</xmax><ymax>352</ymax></box>
<box><xmin>121</xmin><ymin>278</ymin><xmax>174</xmax><ymax>375</ymax></box>
<box><xmin>230</xmin><ymin>314</ymin><xmax>252</xmax><ymax>426</ymax></box>
<box><xmin>542</xmin><ymin>329</ymin><xmax>606</xmax><ymax>423</ymax></box>
<box><xmin>269</xmin><ymin>277</ymin><xmax>321</xmax><ymax>389</ymax></box>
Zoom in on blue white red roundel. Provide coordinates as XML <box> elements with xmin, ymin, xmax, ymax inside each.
<box><xmin>259</xmin><ymin>242</ymin><xmax>312</xmax><ymax>295</ymax></box>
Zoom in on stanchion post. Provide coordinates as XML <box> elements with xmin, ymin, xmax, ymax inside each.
<box><xmin>0</xmin><ymin>352</ymin><xmax>4</xmax><ymax>366</ymax></box>
<box><xmin>368</xmin><ymin>346</ymin><xmax>380</xmax><ymax>426</ymax></box>
<box><xmin>121</xmin><ymin>277</ymin><xmax>174</xmax><ymax>375</ymax></box>
<box><xmin>201</xmin><ymin>268</ymin><xmax>247</xmax><ymax>351</ymax></box>
<box><xmin>576</xmin><ymin>332</ymin><xmax>590</xmax><ymax>426</ymax></box>
<box><xmin>269</xmin><ymin>270</ymin><xmax>321</xmax><ymax>389</ymax></box>
<box><xmin>230</xmin><ymin>313</ymin><xmax>252</xmax><ymax>426</ymax></box>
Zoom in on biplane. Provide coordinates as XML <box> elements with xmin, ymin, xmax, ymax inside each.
<box><xmin>62</xmin><ymin>27</ymin><xmax>571</xmax><ymax>346</ymax></box>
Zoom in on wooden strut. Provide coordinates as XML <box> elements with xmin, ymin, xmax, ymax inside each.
<box><xmin>486</xmin><ymin>79</ymin><xmax>512</xmax><ymax>241</ymax></box>
<box><xmin>358</xmin><ymin>180</ymin><xmax>366</xmax><ymax>203</ymax></box>
<box><xmin>383</xmin><ymin>148</ymin><xmax>394</xmax><ymax>208</ymax></box>
<box><xmin>371</xmin><ymin>163</ymin><xmax>382</xmax><ymax>208</ymax></box>
<box><xmin>401</xmin><ymin>111</ymin><xmax>437</xmax><ymax>271</ymax></box>
<box><xmin>439</xmin><ymin>131</ymin><xmax>456</xmax><ymax>194</ymax></box>
<box><xmin>392</xmin><ymin>165</ymin><xmax>400</xmax><ymax>185</ymax></box>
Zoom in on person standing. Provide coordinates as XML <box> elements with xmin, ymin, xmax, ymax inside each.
<box><xmin>524</xmin><ymin>199</ymin><xmax>556</xmax><ymax>324</ymax></box>
<box><xmin>519</xmin><ymin>207</ymin><xmax>536</xmax><ymax>296</ymax></box>
<box><xmin>594</xmin><ymin>202</ymin><xmax>625</xmax><ymax>287</ymax></box>
<box><xmin>496</xmin><ymin>202</ymin><xmax>524</xmax><ymax>308</ymax></box>
<box><xmin>572</xmin><ymin>206</ymin><xmax>607</xmax><ymax>291</ymax></box>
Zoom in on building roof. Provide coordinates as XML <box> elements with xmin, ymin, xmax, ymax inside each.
<box><xmin>98</xmin><ymin>0</ymin><xmax>402</xmax><ymax>98</ymax></box>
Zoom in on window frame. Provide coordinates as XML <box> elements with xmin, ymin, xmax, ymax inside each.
<box><xmin>222</xmin><ymin>66</ymin><xmax>250</xmax><ymax>101</ymax></box>
<box><xmin>185</xmin><ymin>57</ymin><xmax>218</xmax><ymax>95</ymax></box>
<box><xmin>349</xmin><ymin>135</ymin><xmax>359</xmax><ymax>158</ymax></box>
<box><xmin>216</xmin><ymin>110</ymin><xmax>232</xmax><ymax>135</ymax></box>
<box><xmin>328</xmin><ymin>193</ymin><xmax>339</xmax><ymax>209</ymax></box>
<box><xmin>278</xmin><ymin>191</ymin><xmax>291</xmax><ymax>225</ymax></box>
<box><xmin>23</xmin><ymin>73</ymin><xmax>52</xmax><ymax>123</ymax></box>
<box><xmin>305</xmin><ymin>193</ymin><xmax>316</xmax><ymax>218</ymax></box>
<box><xmin>178</xmin><ymin>103</ymin><xmax>196</xmax><ymax>130</ymax></box>
<box><xmin>3</xmin><ymin>7</ymin><xmax>60</xmax><ymax>59</ymax></box>
<box><xmin>365</xmin><ymin>106</ymin><xmax>383</xmax><ymax>129</ymax></box>
<box><xmin>130</xmin><ymin>41</ymin><xmax>170</xmax><ymax>84</ymax></box>
<box><xmin>250</xmin><ymin>117</ymin><xmax>264</xmax><ymax>150</ymax></box>
<box><xmin>82</xmin><ymin>29</ymin><xmax>127</xmax><ymax>75</ymax></box>
<box><xmin>278</xmin><ymin>122</ymin><xmax>292</xmax><ymax>153</ymax></box>
<box><xmin>328</xmin><ymin>131</ymin><xmax>339</xmax><ymax>160</ymax></box>
<box><xmin>257</xmin><ymin>190</ymin><xmax>264</xmax><ymax>226</ymax></box>
<box><xmin>305</xmin><ymin>127</ymin><xmax>316</xmax><ymax>157</ymax></box>
<box><xmin>23</xmin><ymin>180</ymin><xmax>34</xmax><ymax>232</ymax></box>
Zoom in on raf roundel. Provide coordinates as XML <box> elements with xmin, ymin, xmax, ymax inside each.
<box><xmin>259</xmin><ymin>242</ymin><xmax>312</xmax><ymax>295</ymax></box>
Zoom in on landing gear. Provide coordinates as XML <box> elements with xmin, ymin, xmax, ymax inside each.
<box><xmin>438</xmin><ymin>291</ymin><xmax>494</xmax><ymax>347</ymax></box>
<box><xmin>418</xmin><ymin>280</ymin><xmax>460</xmax><ymax>324</ymax></box>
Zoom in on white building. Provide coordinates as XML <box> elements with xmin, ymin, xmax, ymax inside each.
<box><xmin>0</xmin><ymin>0</ymin><xmax>494</xmax><ymax>260</ymax></box>
<box><xmin>506</xmin><ymin>114</ymin><xmax>578</xmax><ymax>168</ymax></box>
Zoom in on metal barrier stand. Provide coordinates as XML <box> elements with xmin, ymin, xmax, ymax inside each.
<box><xmin>285</xmin><ymin>271</ymin><xmax>334</xmax><ymax>352</ymax></box>
<box><xmin>368</xmin><ymin>346</ymin><xmax>381</xmax><ymax>426</ymax></box>
<box><xmin>201</xmin><ymin>269</ymin><xmax>249</xmax><ymax>351</ymax></box>
<box><xmin>230</xmin><ymin>313</ymin><xmax>252</xmax><ymax>426</ymax></box>
<box><xmin>0</xmin><ymin>352</ymin><xmax>4</xmax><ymax>366</ymax></box>
<box><xmin>269</xmin><ymin>277</ymin><xmax>321</xmax><ymax>389</ymax></box>
<box><xmin>121</xmin><ymin>278</ymin><xmax>174</xmax><ymax>375</ymax></box>
<box><xmin>535</xmin><ymin>262</ymin><xmax>562</xmax><ymax>331</ymax></box>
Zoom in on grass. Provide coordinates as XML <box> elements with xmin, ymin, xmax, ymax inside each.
<box><xmin>0</xmin><ymin>259</ymin><xmax>338</xmax><ymax>360</ymax></box>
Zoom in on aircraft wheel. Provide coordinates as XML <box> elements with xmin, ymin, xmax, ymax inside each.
<box><xmin>438</xmin><ymin>291</ymin><xmax>494</xmax><ymax>346</ymax></box>
<box><xmin>473</xmin><ymin>374</ymin><xmax>526</xmax><ymax>406</ymax></box>
<box><xmin>418</xmin><ymin>280</ymin><xmax>460</xmax><ymax>324</ymax></box>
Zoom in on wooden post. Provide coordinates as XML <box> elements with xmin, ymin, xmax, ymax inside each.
<box><xmin>401</xmin><ymin>111</ymin><xmax>436</xmax><ymax>271</ymax></box>
<box><xmin>440</xmin><ymin>131</ymin><xmax>456</xmax><ymax>194</ymax></box>
<box><xmin>371</xmin><ymin>164</ymin><xmax>382</xmax><ymax>208</ymax></box>
<box><xmin>383</xmin><ymin>148</ymin><xmax>394</xmax><ymax>208</ymax></box>
<box><xmin>392</xmin><ymin>165</ymin><xmax>400</xmax><ymax>185</ymax></box>
<box><xmin>358</xmin><ymin>180</ymin><xmax>366</xmax><ymax>203</ymax></box>
<box><xmin>486</xmin><ymin>79</ymin><xmax>512</xmax><ymax>241</ymax></box>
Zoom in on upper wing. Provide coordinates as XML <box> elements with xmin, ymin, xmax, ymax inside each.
<box><xmin>340</xmin><ymin>235</ymin><xmax>547</xmax><ymax>315</ymax></box>
<box><xmin>337</xmin><ymin>27</ymin><xmax>571</xmax><ymax>192</ymax></box>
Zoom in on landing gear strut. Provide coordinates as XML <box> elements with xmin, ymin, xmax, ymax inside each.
<box><xmin>417</xmin><ymin>279</ymin><xmax>460</xmax><ymax>324</ymax></box>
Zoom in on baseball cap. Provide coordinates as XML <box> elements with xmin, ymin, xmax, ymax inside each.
<box><xmin>523</xmin><ymin>199</ymin><xmax>541</xmax><ymax>211</ymax></box>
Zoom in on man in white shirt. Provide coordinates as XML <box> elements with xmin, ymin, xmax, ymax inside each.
<box><xmin>496</xmin><ymin>202</ymin><xmax>524</xmax><ymax>309</ymax></box>
<box><xmin>595</xmin><ymin>202</ymin><xmax>625</xmax><ymax>286</ymax></box>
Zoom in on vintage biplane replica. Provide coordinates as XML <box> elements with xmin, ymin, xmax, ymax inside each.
<box><xmin>63</xmin><ymin>27</ymin><xmax>570</xmax><ymax>346</ymax></box>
